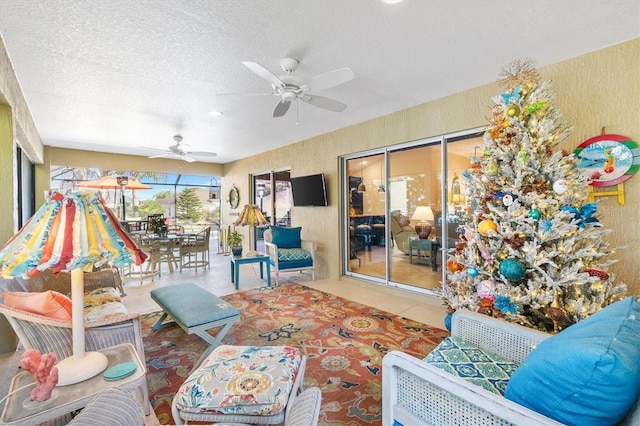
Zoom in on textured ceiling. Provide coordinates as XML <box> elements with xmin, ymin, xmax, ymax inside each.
<box><xmin>0</xmin><ymin>0</ymin><xmax>638</xmax><ymax>164</ymax></box>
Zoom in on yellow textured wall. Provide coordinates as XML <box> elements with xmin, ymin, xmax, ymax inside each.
<box><xmin>0</xmin><ymin>105</ymin><xmax>15</xmax><ymax>244</ymax></box>
<box><xmin>544</xmin><ymin>40</ymin><xmax>640</xmax><ymax>296</ymax></box>
<box><xmin>224</xmin><ymin>39</ymin><xmax>640</xmax><ymax>295</ymax></box>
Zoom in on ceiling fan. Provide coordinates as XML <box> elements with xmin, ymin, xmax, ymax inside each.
<box><xmin>144</xmin><ymin>135</ymin><xmax>217</xmax><ymax>163</ymax></box>
<box><xmin>219</xmin><ymin>58</ymin><xmax>355</xmax><ymax>118</ymax></box>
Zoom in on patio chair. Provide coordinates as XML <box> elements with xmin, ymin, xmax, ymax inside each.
<box><xmin>123</xmin><ymin>237</ymin><xmax>162</xmax><ymax>283</ymax></box>
<box><xmin>180</xmin><ymin>227</ymin><xmax>211</xmax><ymax>272</ymax></box>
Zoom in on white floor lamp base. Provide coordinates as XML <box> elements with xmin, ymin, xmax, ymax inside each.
<box><xmin>55</xmin><ymin>351</ymin><xmax>109</xmax><ymax>386</ymax></box>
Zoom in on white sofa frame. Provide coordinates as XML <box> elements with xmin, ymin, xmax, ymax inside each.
<box><xmin>382</xmin><ymin>310</ymin><xmax>640</xmax><ymax>426</ymax></box>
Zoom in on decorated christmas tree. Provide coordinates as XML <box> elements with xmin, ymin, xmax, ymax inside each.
<box><xmin>442</xmin><ymin>59</ymin><xmax>626</xmax><ymax>333</ymax></box>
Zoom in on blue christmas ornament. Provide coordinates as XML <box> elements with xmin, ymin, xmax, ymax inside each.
<box><xmin>540</xmin><ymin>219</ymin><xmax>553</xmax><ymax>233</ymax></box>
<box><xmin>529</xmin><ymin>206</ymin><xmax>541</xmax><ymax>222</ymax></box>
<box><xmin>560</xmin><ymin>203</ymin><xmax>598</xmax><ymax>228</ymax></box>
<box><xmin>468</xmin><ymin>267</ymin><xmax>479</xmax><ymax>278</ymax></box>
<box><xmin>494</xmin><ymin>294</ymin><xmax>520</xmax><ymax>315</ymax></box>
<box><xmin>499</xmin><ymin>258</ymin><xmax>526</xmax><ymax>281</ymax></box>
<box><xmin>444</xmin><ymin>313</ymin><xmax>452</xmax><ymax>331</ymax></box>
<box><xmin>500</xmin><ymin>85</ymin><xmax>522</xmax><ymax>104</ymax></box>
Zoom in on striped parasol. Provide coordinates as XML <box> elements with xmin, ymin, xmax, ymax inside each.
<box><xmin>0</xmin><ymin>189</ymin><xmax>147</xmax><ymax>385</ymax></box>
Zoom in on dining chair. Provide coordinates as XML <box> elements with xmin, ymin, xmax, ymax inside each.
<box><xmin>179</xmin><ymin>227</ymin><xmax>211</xmax><ymax>272</ymax></box>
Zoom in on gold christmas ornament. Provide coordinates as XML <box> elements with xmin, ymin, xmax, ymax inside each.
<box><xmin>478</xmin><ymin>219</ymin><xmax>498</xmax><ymax>237</ymax></box>
<box><xmin>505</xmin><ymin>104</ymin><xmax>520</xmax><ymax>117</ymax></box>
<box><xmin>484</xmin><ymin>161</ymin><xmax>499</xmax><ymax>176</ymax></box>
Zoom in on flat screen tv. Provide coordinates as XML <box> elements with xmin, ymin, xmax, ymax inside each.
<box><xmin>290</xmin><ymin>173</ymin><xmax>328</xmax><ymax>206</ymax></box>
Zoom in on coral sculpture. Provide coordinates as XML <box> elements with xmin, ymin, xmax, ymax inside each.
<box><xmin>19</xmin><ymin>349</ymin><xmax>59</xmax><ymax>401</ymax></box>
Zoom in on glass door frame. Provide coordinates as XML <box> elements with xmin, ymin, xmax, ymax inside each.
<box><xmin>251</xmin><ymin>167</ymin><xmax>291</xmax><ymax>252</ymax></box>
<box><xmin>340</xmin><ymin>127</ymin><xmax>484</xmax><ymax>295</ymax></box>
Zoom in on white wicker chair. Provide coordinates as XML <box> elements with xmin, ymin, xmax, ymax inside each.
<box><xmin>17</xmin><ymin>267</ymin><xmax>126</xmax><ymax>296</ymax></box>
<box><xmin>67</xmin><ymin>387</ymin><xmax>145</xmax><ymax>425</ymax></box>
<box><xmin>0</xmin><ymin>301</ymin><xmax>145</xmax><ymax>361</ymax></box>
<box><xmin>382</xmin><ymin>310</ymin><xmax>640</xmax><ymax>425</ymax></box>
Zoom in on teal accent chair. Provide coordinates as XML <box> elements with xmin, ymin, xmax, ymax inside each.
<box><xmin>264</xmin><ymin>226</ymin><xmax>315</xmax><ymax>286</ymax></box>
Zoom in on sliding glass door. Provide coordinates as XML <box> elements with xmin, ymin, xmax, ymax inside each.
<box><xmin>252</xmin><ymin>169</ymin><xmax>291</xmax><ymax>252</ymax></box>
<box><xmin>342</xmin><ymin>130</ymin><xmax>482</xmax><ymax>295</ymax></box>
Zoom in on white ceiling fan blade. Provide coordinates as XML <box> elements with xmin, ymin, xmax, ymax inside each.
<box><xmin>148</xmin><ymin>153</ymin><xmax>172</xmax><ymax>159</ymax></box>
<box><xmin>273</xmin><ymin>99</ymin><xmax>291</xmax><ymax>117</ymax></box>
<box><xmin>216</xmin><ymin>91</ymin><xmax>275</xmax><ymax>97</ymax></box>
<box><xmin>302</xmin><ymin>68</ymin><xmax>354</xmax><ymax>91</ymax></box>
<box><xmin>242</xmin><ymin>61</ymin><xmax>284</xmax><ymax>88</ymax></box>
<box><xmin>301</xmin><ymin>95</ymin><xmax>347</xmax><ymax>112</ymax></box>
<box><xmin>181</xmin><ymin>154</ymin><xmax>196</xmax><ymax>163</ymax></box>
<box><xmin>187</xmin><ymin>151</ymin><xmax>218</xmax><ymax>157</ymax></box>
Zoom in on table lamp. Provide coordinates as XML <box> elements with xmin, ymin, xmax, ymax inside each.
<box><xmin>0</xmin><ymin>190</ymin><xmax>147</xmax><ymax>386</ymax></box>
<box><xmin>411</xmin><ymin>205</ymin><xmax>434</xmax><ymax>239</ymax></box>
<box><xmin>234</xmin><ymin>204</ymin><xmax>268</xmax><ymax>257</ymax></box>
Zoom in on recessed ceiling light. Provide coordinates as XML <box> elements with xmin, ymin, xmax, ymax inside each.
<box><xmin>381</xmin><ymin>0</ymin><xmax>404</xmax><ymax>3</ymax></box>
<box><xmin>208</xmin><ymin>110</ymin><xmax>223</xmax><ymax>117</ymax></box>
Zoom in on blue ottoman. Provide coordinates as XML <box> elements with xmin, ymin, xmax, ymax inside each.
<box><xmin>150</xmin><ymin>284</ymin><xmax>240</xmax><ymax>364</ymax></box>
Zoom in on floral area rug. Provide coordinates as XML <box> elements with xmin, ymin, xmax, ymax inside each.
<box><xmin>141</xmin><ymin>283</ymin><xmax>449</xmax><ymax>425</ymax></box>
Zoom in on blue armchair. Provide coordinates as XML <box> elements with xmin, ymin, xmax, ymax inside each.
<box><xmin>264</xmin><ymin>226</ymin><xmax>315</xmax><ymax>286</ymax></box>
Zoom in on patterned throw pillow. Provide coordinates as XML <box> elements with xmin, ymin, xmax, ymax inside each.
<box><xmin>424</xmin><ymin>336</ymin><xmax>518</xmax><ymax>396</ymax></box>
<box><xmin>278</xmin><ymin>248</ymin><xmax>312</xmax><ymax>262</ymax></box>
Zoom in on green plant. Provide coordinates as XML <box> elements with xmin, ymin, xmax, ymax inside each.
<box><xmin>226</xmin><ymin>230</ymin><xmax>243</xmax><ymax>246</ymax></box>
<box><xmin>147</xmin><ymin>215</ymin><xmax>165</xmax><ymax>232</ymax></box>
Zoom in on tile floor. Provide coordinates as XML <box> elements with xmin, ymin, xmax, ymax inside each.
<box><xmin>0</xmin><ymin>247</ymin><xmax>447</xmax><ymax>424</ymax></box>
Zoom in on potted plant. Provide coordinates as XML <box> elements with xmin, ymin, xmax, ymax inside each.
<box><xmin>227</xmin><ymin>230</ymin><xmax>244</xmax><ymax>256</ymax></box>
<box><xmin>147</xmin><ymin>215</ymin><xmax>165</xmax><ymax>234</ymax></box>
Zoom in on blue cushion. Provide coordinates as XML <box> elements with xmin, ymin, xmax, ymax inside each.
<box><xmin>425</xmin><ymin>336</ymin><xmax>518</xmax><ymax>396</ymax></box>
<box><xmin>150</xmin><ymin>283</ymin><xmax>239</xmax><ymax>327</ymax></box>
<box><xmin>271</xmin><ymin>226</ymin><xmax>302</xmax><ymax>248</ymax></box>
<box><xmin>505</xmin><ymin>297</ymin><xmax>640</xmax><ymax>426</ymax></box>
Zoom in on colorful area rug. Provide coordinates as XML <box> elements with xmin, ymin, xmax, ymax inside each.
<box><xmin>141</xmin><ymin>283</ymin><xmax>449</xmax><ymax>425</ymax></box>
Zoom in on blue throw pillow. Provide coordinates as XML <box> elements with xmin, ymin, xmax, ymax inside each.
<box><xmin>270</xmin><ymin>226</ymin><xmax>302</xmax><ymax>249</ymax></box>
<box><xmin>505</xmin><ymin>297</ymin><xmax>640</xmax><ymax>426</ymax></box>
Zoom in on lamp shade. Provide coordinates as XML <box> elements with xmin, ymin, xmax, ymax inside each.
<box><xmin>411</xmin><ymin>206</ymin><xmax>435</xmax><ymax>222</ymax></box>
<box><xmin>0</xmin><ymin>190</ymin><xmax>147</xmax><ymax>385</ymax></box>
<box><xmin>234</xmin><ymin>204</ymin><xmax>268</xmax><ymax>227</ymax></box>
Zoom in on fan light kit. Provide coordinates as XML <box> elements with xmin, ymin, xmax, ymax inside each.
<box><xmin>218</xmin><ymin>57</ymin><xmax>355</xmax><ymax>119</ymax></box>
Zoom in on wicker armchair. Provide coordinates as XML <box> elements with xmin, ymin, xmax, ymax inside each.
<box><xmin>382</xmin><ymin>310</ymin><xmax>640</xmax><ymax>425</ymax></box>
<box><xmin>17</xmin><ymin>267</ymin><xmax>126</xmax><ymax>296</ymax></box>
<box><xmin>0</xmin><ymin>301</ymin><xmax>145</xmax><ymax>362</ymax></box>
<box><xmin>67</xmin><ymin>387</ymin><xmax>145</xmax><ymax>426</ymax></box>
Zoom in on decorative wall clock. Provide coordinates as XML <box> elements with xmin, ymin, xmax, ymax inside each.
<box><xmin>574</xmin><ymin>134</ymin><xmax>638</xmax><ymax>187</ymax></box>
<box><xmin>228</xmin><ymin>185</ymin><xmax>240</xmax><ymax>209</ymax></box>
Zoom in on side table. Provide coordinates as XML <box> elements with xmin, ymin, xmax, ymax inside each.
<box><xmin>1</xmin><ymin>343</ymin><xmax>150</xmax><ymax>425</ymax></box>
<box><xmin>409</xmin><ymin>238</ymin><xmax>439</xmax><ymax>271</ymax></box>
<box><xmin>230</xmin><ymin>254</ymin><xmax>271</xmax><ymax>289</ymax></box>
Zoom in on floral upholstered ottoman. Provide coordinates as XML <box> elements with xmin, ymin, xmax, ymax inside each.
<box><xmin>171</xmin><ymin>345</ymin><xmax>307</xmax><ymax>425</ymax></box>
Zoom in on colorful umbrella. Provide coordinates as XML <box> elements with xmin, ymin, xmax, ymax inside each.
<box><xmin>0</xmin><ymin>189</ymin><xmax>147</xmax><ymax>385</ymax></box>
<box><xmin>77</xmin><ymin>175</ymin><xmax>152</xmax><ymax>220</ymax></box>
